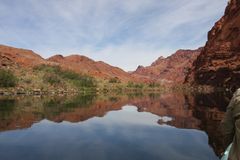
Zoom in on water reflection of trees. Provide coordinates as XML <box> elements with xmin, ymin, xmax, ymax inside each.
<box><xmin>0</xmin><ymin>99</ymin><xmax>16</xmax><ymax>119</ymax></box>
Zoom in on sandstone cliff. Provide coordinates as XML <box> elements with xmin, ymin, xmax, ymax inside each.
<box><xmin>186</xmin><ymin>0</ymin><xmax>240</xmax><ymax>90</ymax></box>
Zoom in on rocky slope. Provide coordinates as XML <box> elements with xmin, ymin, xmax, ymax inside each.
<box><xmin>0</xmin><ymin>44</ymin><xmax>138</xmax><ymax>82</ymax></box>
<box><xmin>0</xmin><ymin>44</ymin><xmax>48</xmax><ymax>68</ymax></box>
<box><xmin>47</xmin><ymin>54</ymin><xmax>137</xmax><ymax>82</ymax></box>
<box><xmin>186</xmin><ymin>0</ymin><xmax>240</xmax><ymax>90</ymax></box>
<box><xmin>132</xmin><ymin>48</ymin><xmax>202</xmax><ymax>84</ymax></box>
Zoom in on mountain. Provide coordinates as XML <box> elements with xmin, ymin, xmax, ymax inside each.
<box><xmin>47</xmin><ymin>54</ymin><xmax>137</xmax><ymax>82</ymax></box>
<box><xmin>132</xmin><ymin>48</ymin><xmax>202</xmax><ymax>84</ymax></box>
<box><xmin>0</xmin><ymin>44</ymin><xmax>202</xmax><ymax>86</ymax></box>
<box><xmin>185</xmin><ymin>0</ymin><xmax>240</xmax><ymax>90</ymax></box>
<box><xmin>0</xmin><ymin>44</ymin><xmax>138</xmax><ymax>82</ymax></box>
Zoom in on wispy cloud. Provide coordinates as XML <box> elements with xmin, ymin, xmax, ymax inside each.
<box><xmin>0</xmin><ymin>0</ymin><xmax>228</xmax><ymax>71</ymax></box>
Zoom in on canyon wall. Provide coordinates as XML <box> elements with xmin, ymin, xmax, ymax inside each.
<box><xmin>186</xmin><ymin>0</ymin><xmax>240</xmax><ymax>90</ymax></box>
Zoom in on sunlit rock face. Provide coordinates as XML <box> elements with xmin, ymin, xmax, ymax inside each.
<box><xmin>132</xmin><ymin>48</ymin><xmax>202</xmax><ymax>85</ymax></box>
<box><xmin>0</xmin><ymin>44</ymin><xmax>140</xmax><ymax>82</ymax></box>
<box><xmin>0</xmin><ymin>44</ymin><xmax>47</xmax><ymax>68</ymax></box>
<box><xmin>186</xmin><ymin>0</ymin><xmax>240</xmax><ymax>90</ymax></box>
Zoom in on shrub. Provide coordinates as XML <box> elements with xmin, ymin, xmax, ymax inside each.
<box><xmin>127</xmin><ymin>81</ymin><xmax>144</xmax><ymax>89</ymax></box>
<box><xmin>56</xmin><ymin>69</ymin><xmax>96</xmax><ymax>88</ymax></box>
<box><xmin>43</xmin><ymin>73</ymin><xmax>61</xmax><ymax>85</ymax></box>
<box><xmin>33</xmin><ymin>64</ymin><xmax>61</xmax><ymax>73</ymax></box>
<box><xmin>109</xmin><ymin>77</ymin><xmax>121</xmax><ymax>83</ymax></box>
<box><xmin>0</xmin><ymin>69</ymin><xmax>17</xmax><ymax>87</ymax></box>
<box><xmin>149</xmin><ymin>82</ymin><xmax>160</xmax><ymax>88</ymax></box>
<box><xmin>127</xmin><ymin>81</ymin><xmax>134</xmax><ymax>88</ymax></box>
<box><xmin>134</xmin><ymin>83</ymin><xmax>144</xmax><ymax>89</ymax></box>
<box><xmin>61</xmin><ymin>70</ymin><xmax>80</xmax><ymax>80</ymax></box>
<box><xmin>34</xmin><ymin>64</ymin><xmax>96</xmax><ymax>88</ymax></box>
<box><xmin>72</xmin><ymin>76</ymin><xmax>96</xmax><ymax>88</ymax></box>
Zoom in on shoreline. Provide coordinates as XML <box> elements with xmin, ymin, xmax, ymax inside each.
<box><xmin>0</xmin><ymin>85</ymin><xmax>232</xmax><ymax>96</ymax></box>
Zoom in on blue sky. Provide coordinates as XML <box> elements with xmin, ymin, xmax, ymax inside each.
<box><xmin>0</xmin><ymin>0</ymin><xmax>228</xmax><ymax>71</ymax></box>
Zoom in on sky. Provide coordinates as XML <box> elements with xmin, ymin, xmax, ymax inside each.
<box><xmin>0</xmin><ymin>0</ymin><xmax>228</xmax><ymax>71</ymax></box>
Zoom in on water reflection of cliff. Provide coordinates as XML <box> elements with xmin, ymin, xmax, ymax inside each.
<box><xmin>193</xmin><ymin>92</ymin><xmax>231</xmax><ymax>156</ymax></box>
<box><xmin>129</xmin><ymin>92</ymin><xmax>229</xmax><ymax>156</ymax></box>
<box><xmin>0</xmin><ymin>92</ymin><xmax>230</xmax><ymax>156</ymax></box>
<box><xmin>131</xmin><ymin>93</ymin><xmax>201</xmax><ymax>129</ymax></box>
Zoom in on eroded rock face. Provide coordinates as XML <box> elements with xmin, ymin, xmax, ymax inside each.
<box><xmin>0</xmin><ymin>44</ymin><xmax>46</xmax><ymax>68</ymax></box>
<box><xmin>132</xmin><ymin>48</ymin><xmax>202</xmax><ymax>84</ymax></box>
<box><xmin>0</xmin><ymin>54</ymin><xmax>16</xmax><ymax>68</ymax></box>
<box><xmin>186</xmin><ymin>0</ymin><xmax>240</xmax><ymax>90</ymax></box>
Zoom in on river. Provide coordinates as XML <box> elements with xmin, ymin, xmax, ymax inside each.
<box><xmin>0</xmin><ymin>92</ymin><xmax>230</xmax><ymax>160</ymax></box>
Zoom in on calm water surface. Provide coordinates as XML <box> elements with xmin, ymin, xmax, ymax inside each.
<box><xmin>0</xmin><ymin>92</ymin><xmax>230</xmax><ymax>160</ymax></box>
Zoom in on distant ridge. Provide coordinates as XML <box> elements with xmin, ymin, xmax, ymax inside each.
<box><xmin>0</xmin><ymin>44</ymin><xmax>140</xmax><ymax>82</ymax></box>
<box><xmin>132</xmin><ymin>48</ymin><xmax>202</xmax><ymax>84</ymax></box>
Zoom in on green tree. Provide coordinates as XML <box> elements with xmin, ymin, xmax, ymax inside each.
<box><xmin>0</xmin><ymin>69</ymin><xmax>17</xmax><ymax>87</ymax></box>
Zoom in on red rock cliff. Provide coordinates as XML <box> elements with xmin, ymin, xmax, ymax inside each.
<box><xmin>186</xmin><ymin>0</ymin><xmax>240</xmax><ymax>90</ymax></box>
<box><xmin>132</xmin><ymin>48</ymin><xmax>202</xmax><ymax>84</ymax></box>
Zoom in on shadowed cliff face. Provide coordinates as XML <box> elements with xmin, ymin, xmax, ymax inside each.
<box><xmin>186</xmin><ymin>0</ymin><xmax>240</xmax><ymax>90</ymax></box>
<box><xmin>0</xmin><ymin>92</ymin><xmax>228</xmax><ymax>156</ymax></box>
<box><xmin>132</xmin><ymin>48</ymin><xmax>202</xmax><ymax>85</ymax></box>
